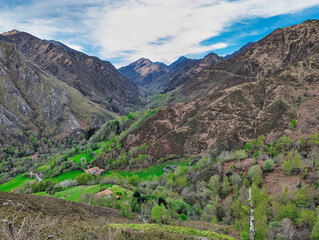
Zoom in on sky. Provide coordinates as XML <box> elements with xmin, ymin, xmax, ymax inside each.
<box><xmin>0</xmin><ymin>0</ymin><xmax>319</xmax><ymax>67</ymax></box>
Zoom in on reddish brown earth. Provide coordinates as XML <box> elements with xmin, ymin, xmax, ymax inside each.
<box><xmin>221</xmin><ymin>158</ymin><xmax>306</xmax><ymax>197</ymax></box>
<box><xmin>122</xmin><ymin>20</ymin><xmax>319</xmax><ymax>162</ymax></box>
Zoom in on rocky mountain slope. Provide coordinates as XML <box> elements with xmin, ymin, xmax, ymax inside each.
<box><xmin>120</xmin><ymin>53</ymin><xmax>224</xmax><ymax>95</ymax></box>
<box><xmin>119</xmin><ymin>58</ymin><xmax>169</xmax><ymax>86</ymax></box>
<box><xmin>120</xmin><ymin>20</ymin><xmax>319</xmax><ymax>160</ymax></box>
<box><xmin>0</xmin><ymin>36</ymin><xmax>117</xmax><ymax>147</ymax></box>
<box><xmin>2</xmin><ymin>30</ymin><xmax>139</xmax><ymax>112</ymax></box>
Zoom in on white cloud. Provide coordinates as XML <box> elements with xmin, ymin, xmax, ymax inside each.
<box><xmin>0</xmin><ymin>0</ymin><xmax>318</xmax><ymax>66</ymax></box>
<box><xmin>92</xmin><ymin>0</ymin><xmax>319</xmax><ymax>65</ymax></box>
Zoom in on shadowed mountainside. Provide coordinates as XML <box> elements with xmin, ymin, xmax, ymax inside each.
<box><xmin>2</xmin><ymin>30</ymin><xmax>139</xmax><ymax>113</ymax></box>
<box><xmin>0</xmin><ymin>35</ymin><xmax>117</xmax><ymax>146</ymax></box>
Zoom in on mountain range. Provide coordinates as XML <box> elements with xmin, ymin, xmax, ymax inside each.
<box><xmin>1</xmin><ymin>20</ymin><xmax>318</xmax><ymax>155</ymax></box>
<box><xmin>119</xmin><ymin>20</ymin><xmax>319</xmax><ymax>160</ymax></box>
<box><xmin>1</xmin><ymin>19</ymin><xmax>319</xmax><ymax>240</ymax></box>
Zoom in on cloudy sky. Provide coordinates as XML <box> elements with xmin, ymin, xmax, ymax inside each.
<box><xmin>0</xmin><ymin>0</ymin><xmax>319</xmax><ymax>67</ymax></box>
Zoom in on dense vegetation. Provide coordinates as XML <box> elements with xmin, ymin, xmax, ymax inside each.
<box><xmin>0</xmin><ymin>93</ymin><xmax>319</xmax><ymax>240</ymax></box>
<box><xmin>1</xmin><ymin>115</ymin><xmax>319</xmax><ymax>239</ymax></box>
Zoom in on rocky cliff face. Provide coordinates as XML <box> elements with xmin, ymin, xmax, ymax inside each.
<box><xmin>121</xmin><ymin>20</ymin><xmax>319</xmax><ymax>160</ymax></box>
<box><xmin>2</xmin><ymin>30</ymin><xmax>139</xmax><ymax>112</ymax></box>
<box><xmin>0</xmin><ymin>36</ymin><xmax>117</xmax><ymax>147</ymax></box>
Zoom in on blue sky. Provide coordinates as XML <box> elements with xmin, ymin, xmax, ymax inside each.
<box><xmin>0</xmin><ymin>0</ymin><xmax>319</xmax><ymax>67</ymax></box>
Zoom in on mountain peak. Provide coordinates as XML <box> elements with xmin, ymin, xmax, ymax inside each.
<box><xmin>1</xmin><ymin>29</ymin><xmax>20</xmax><ymax>36</ymax></box>
<box><xmin>168</xmin><ymin>56</ymin><xmax>189</xmax><ymax>70</ymax></box>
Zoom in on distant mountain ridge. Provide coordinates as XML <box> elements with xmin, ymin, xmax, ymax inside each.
<box><xmin>118</xmin><ymin>58</ymin><xmax>169</xmax><ymax>86</ymax></box>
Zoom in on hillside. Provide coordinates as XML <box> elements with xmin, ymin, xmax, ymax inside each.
<box><xmin>0</xmin><ymin>39</ymin><xmax>117</xmax><ymax>147</ymax></box>
<box><xmin>120</xmin><ymin>20</ymin><xmax>319</xmax><ymax>159</ymax></box>
<box><xmin>0</xmin><ymin>191</ymin><xmax>234</xmax><ymax>239</ymax></box>
<box><xmin>2</xmin><ymin>30</ymin><xmax>139</xmax><ymax>112</ymax></box>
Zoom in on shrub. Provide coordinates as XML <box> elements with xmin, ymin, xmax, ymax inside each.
<box><xmin>290</xmin><ymin>119</ymin><xmax>298</xmax><ymax>128</ymax></box>
<box><xmin>248</xmin><ymin>165</ymin><xmax>263</xmax><ymax>185</ymax></box>
<box><xmin>251</xmin><ymin>158</ymin><xmax>257</xmax><ymax>165</ymax></box>
<box><xmin>179</xmin><ymin>213</ymin><xmax>188</xmax><ymax>221</ymax></box>
<box><xmin>263</xmin><ymin>159</ymin><xmax>274</xmax><ymax>171</ymax></box>
<box><xmin>233</xmin><ymin>150</ymin><xmax>248</xmax><ymax>160</ymax></box>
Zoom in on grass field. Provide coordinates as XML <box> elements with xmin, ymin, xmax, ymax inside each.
<box><xmin>109</xmin><ymin>224</ymin><xmax>235</xmax><ymax>240</ymax></box>
<box><xmin>69</xmin><ymin>153</ymin><xmax>93</xmax><ymax>164</ymax></box>
<box><xmin>37</xmin><ymin>163</ymin><xmax>53</xmax><ymax>172</ymax></box>
<box><xmin>106</xmin><ymin>158</ymin><xmax>191</xmax><ymax>180</ymax></box>
<box><xmin>46</xmin><ymin>170</ymin><xmax>83</xmax><ymax>182</ymax></box>
<box><xmin>33</xmin><ymin>184</ymin><xmax>131</xmax><ymax>202</ymax></box>
<box><xmin>54</xmin><ymin>184</ymin><xmax>112</xmax><ymax>201</ymax></box>
<box><xmin>69</xmin><ymin>149</ymin><xmax>99</xmax><ymax>165</ymax></box>
<box><xmin>0</xmin><ymin>173</ymin><xmax>31</xmax><ymax>192</ymax></box>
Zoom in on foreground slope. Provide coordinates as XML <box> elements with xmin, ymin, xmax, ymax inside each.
<box><xmin>0</xmin><ymin>38</ymin><xmax>116</xmax><ymax>146</ymax></box>
<box><xmin>0</xmin><ymin>191</ymin><xmax>234</xmax><ymax>240</ymax></box>
<box><xmin>2</xmin><ymin>30</ymin><xmax>139</xmax><ymax>112</ymax></box>
<box><xmin>121</xmin><ymin>20</ymin><xmax>319</xmax><ymax>159</ymax></box>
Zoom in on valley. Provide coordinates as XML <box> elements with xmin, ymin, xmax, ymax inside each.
<box><xmin>0</xmin><ymin>19</ymin><xmax>319</xmax><ymax>240</ymax></box>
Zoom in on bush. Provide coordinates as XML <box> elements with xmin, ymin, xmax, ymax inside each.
<box><xmin>248</xmin><ymin>165</ymin><xmax>263</xmax><ymax>185</ymax></box>
<box><xmin>263</xmin><ymin>159</ymin><xmax>274</xmax><ymax>171</ymax></box>
<box><xmin>290</xmin><ymin>119</ymin><xmax>298</xmax><ymax>128</ymax></box>
<box><xmin>179</xmin><ymin>213</ymin><xmax>188</xmax><ymax>221</ymax></box>
<box><xmin>233</xmin><ymin>150</ymin><xmax>248</xmax><ymax>160</ymax></box>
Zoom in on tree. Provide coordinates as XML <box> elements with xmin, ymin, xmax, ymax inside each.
<box><xmin>297</xmin><ymin>209</ymin><xmax>317</xmax><ymax>228</ymax></box>
<box><xmin>263</xmin><ymin>159</ymin><xmax>274</xmax><ymax>171</ymax></box>
<box><xmin>282</xmin><ymin>150</ymin><xmax>302</xmax><ymax>175</ymax></box>
<box><xmin>208</xmin><ymin>175</ymin><xmax>220</xmax><ymax>195</ymax></box>
<box><xmin>222</xmin><ymin>176</ymin><xmax>231</xmax><ymax>196</ymax></box>
<box><xmin>151</xmin><ymin>204</ymin><xmax>170</xmax><ymax>224</ymax></box>
<box><xmin>280</xmin><ymin>186</ymin><xmax>290</xmax><ymax>204</ymax></box>
<box><xmin>120</xmin><ymin>202</ymin><xmax>133</xmax><ymax>219</ymax></box>
<box><xmin>248</xmin><ymin>165</ymin><xmax>263</xmax><ymax>185</ymax></box>
<box><xmin>75</xmin><ymin>173</ymin><xmax>93</xmax><ymax>185</ymax></box>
